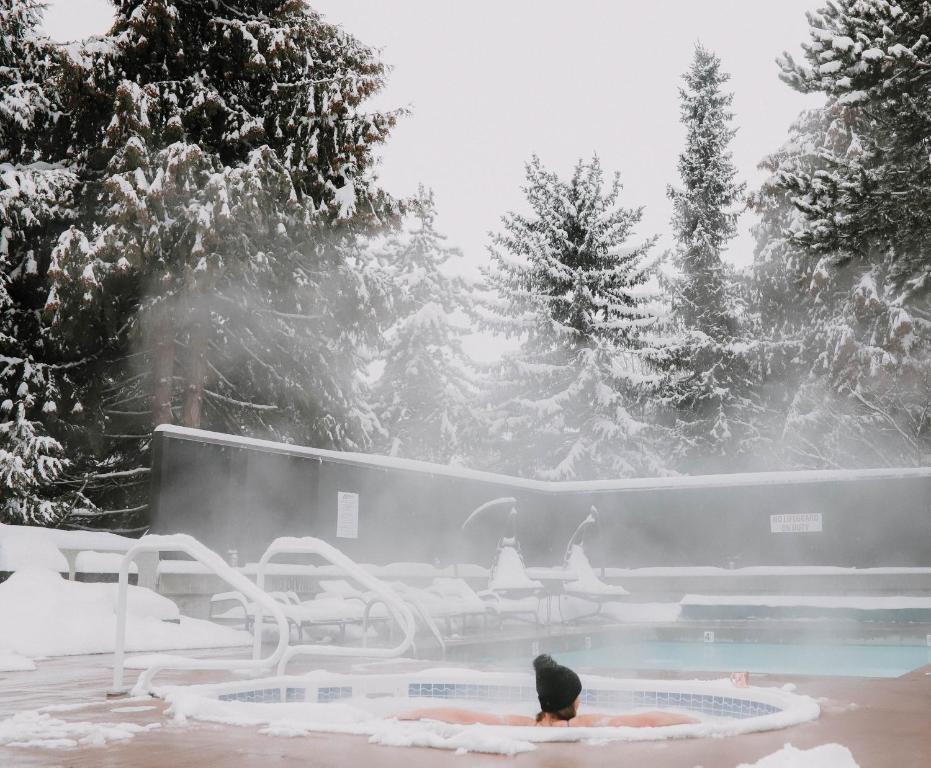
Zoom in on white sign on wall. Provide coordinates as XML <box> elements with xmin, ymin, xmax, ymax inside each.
<box><xmin>770</xmin><ymin>512</ymin><xmax>823</xmax><ymax>534</ymax></box>
<box><xmin>336</xmin><ymin>491</ymin><xmax>359</xmax><ymax>539</ymax></box>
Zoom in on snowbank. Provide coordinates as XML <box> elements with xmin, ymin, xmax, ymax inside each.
<box><xmin>738</xmin><ymin>743</ymin><xmax>859</xmax><ymax>768</ymax></box>
<box><xmin>74</xmin><ymin>551</ymin><xmax>137</xmax><ymax>574</ymax></box>
<box><xmin>0</xmin><ymin>535</ymin><xmax>68</xmax><ymax>572</ymax></box>
<box><xmin>0</xmin><ymin>523</ymin><xmax>134</xmax><ymax>553</ymax></box>
<box><xmin>0</xmin><ymin>569</ymin><xmax>249</xmax><ymax>659</ymax></box>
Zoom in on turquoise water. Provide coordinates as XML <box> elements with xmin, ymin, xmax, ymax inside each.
<box><xmin>541</xmin><ymin>641</ymin><xmax>931</xmax><ymax>678</ymax></box>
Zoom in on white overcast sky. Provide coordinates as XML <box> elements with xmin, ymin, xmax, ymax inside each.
<box><xmin>42</xmin><ymin>1</ymin><xmax>822</xmax><ymax>275</ymax></box>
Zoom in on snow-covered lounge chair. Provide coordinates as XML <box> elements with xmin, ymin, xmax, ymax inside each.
<box><xmin>558</xmin><ymin>509</ymin><xmax>629</xmax><ymax>621</ymax></box>
<box><xmin>426</xmin><ymin>578</ymin><xmax>492</xmax><ymax>633</ymax></box>
<box><xmin>317</xmin><ymin>578</ymin><xmax>476</xmax><ymax>645</ymax></box>
<box><xmin>482</xmin><ymin>543</ymin><xmax>544</xmax><ymax>626</ymax></box>
<box><xmin>208</xmin><ymin>589</ymin><xmax>373</xmax><ymax>641</ymax></box>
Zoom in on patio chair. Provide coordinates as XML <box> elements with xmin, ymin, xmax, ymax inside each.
<box><xmin>208</xmin><ymin>588</ymin><xmax>371</xmax><ymax>642</ymax></box>
<box><xmin>481</xmin><ymin>510</ymin><xmax>544</xmax><ymax>626</ymax></box>
<box><xmin>558</xmin><ymin>508</ymin><xmax>629</xmax><ymax>621</ymax></box>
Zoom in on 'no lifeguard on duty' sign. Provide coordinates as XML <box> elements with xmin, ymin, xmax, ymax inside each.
<box><xmin>770</xmin><ymin>513</ymin><xmax>823</xmax><ymax>534</ymax></box>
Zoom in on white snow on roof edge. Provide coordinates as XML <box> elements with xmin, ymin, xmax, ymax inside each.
<box><xmin>155</xmin><ymin>425</ymin><xmax>931</xmax><ymax>495</ymax></box>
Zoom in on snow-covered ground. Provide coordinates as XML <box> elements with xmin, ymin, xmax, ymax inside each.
<box><xmin>738</xmin><ymin>743</ymin><xmax>859</xmax><ymax>767</ymax></box>
<box><xmin>0</xmin><ymin>648</ymin><xmax>35</xmax><ymax>672</ymax></box>
<box><xmin>0</xmin><ymin>569</ymin><xmax>248</xmax><ymax>661</ymax></box>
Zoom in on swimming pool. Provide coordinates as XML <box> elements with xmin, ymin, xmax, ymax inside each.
<box><xmin>542</xmin><ymin>641</ymin><xmax>931</xmax><ymax>678</ymax></box>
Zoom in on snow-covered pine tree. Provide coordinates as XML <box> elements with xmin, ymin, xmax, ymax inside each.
<box><xmin>0</xmin><ymin>0</ymin><xmax>74</xmax><ymax>523</ymax></box>
<box><xmin>44</xmin><ymin>0</ymin><xmax>402</xmax><ymax>529</ymax></box>
<box><xmin>652</xmin><ymin>45</ymin><xmax>764</xmax><ymax>473</ymax></box>
<box><xmin>373</xmin><ymin>187</ymin><xmax>478</xmax><ymax>463</ymax></box>
<box><xmin>480</xmin><ymin>155</ymin><xmax>665</xmax><ymax>480</ymax></box>
<box><xmin>750</xmin><ymin>108</ymin><xmax>850</xmax><ymax>468</ymax></box>
<box><xmin>763</xmin><ymin>0</ymin><xmax>931</xmax><ymax>465</ymax></box>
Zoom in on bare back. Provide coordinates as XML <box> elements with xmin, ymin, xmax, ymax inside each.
<box><xmin>396</xmin><ymin>707</ymin><xmax>697</xmax><ymax>728</ymax></box>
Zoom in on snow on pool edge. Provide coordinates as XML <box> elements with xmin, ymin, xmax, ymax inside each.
<box><xmin>159</xmin><ymin>680</ymin><xmax>821</xmax><ymax>756</ymax></box>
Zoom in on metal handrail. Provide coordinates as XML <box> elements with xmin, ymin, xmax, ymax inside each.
<box><xmin>361</xmin><ymin>589</ymin><xmax>448</xmax><ymax>659</ymax></box>
<box><xmin>253</xmin><ymin>537</ymin><xmax>416</xmax><ymax>675</ymax></box>
<box><xmin>112</xmin><ymin>534</ymin><xmax>290</xmax><ymax>695</ymax></box>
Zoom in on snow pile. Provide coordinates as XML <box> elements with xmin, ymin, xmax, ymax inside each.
<box><xmin>738</xmin><ymin>743</ymin><xmax>859</xmax><ymax>768</ymax></box>
<box><xmin>0</xmin><ymin>534</ymin><xmax>68</xmax><ymax>572</ymax></box>
<box><xmin>0</xmin><ymin>569</ymin><xmax>249</xmax><ymax>658</ymax></box>
<box><xmin>75</xmin><ymin>551</ymin><xmax>137</xmax><ymax>574</ymax></box>
<box><xmin>0</xmin><ymin>523</ymin><xmax>134</xmax><ymax>553</ymax></box>
<box><xmin>0</xmin><ymin>709</ymin><xmax>160</xmax><ymax>750</ymax></box>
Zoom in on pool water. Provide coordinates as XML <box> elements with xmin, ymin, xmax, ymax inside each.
<box><xmin>530</xmin><ymin>641</ymin><xmax>931</xmax><ymax>678</ymax></box>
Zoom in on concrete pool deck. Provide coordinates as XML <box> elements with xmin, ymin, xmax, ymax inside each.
<box><xmin>2</xmin><ymin>651</ymin><xmax>930</xmax><ymax>767</ymax></box>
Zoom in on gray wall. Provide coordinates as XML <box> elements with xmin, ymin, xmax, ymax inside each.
<box><xmin>149</xmin><ymin>427</ymin><xmax>931</xmax><ymax>568</ymax></box>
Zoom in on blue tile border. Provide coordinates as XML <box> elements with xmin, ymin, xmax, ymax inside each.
<box><xmin>317</xmin><ymin>686</ymin><xmax>353</xmax><ymax>702</ymax></box>
<box><xmin>406</xmin><ymin>682</ymin><xmax>779</xmax><ymax>720</ymax></box>
<box><xmin>216</xmin><ymin>681</ymin><xmax>780</xmax><ymax>720</ymax></box>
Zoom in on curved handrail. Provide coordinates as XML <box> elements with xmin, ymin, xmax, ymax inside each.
<box><xmin>460</xmin><ymin>496</ymin><xmax>517</xmax><ymax>530</ymax></box>
<box><xmin>254</xmin><ymin>537</ymin><xmax>416</xmax><ymax>674</ymax></box>
<box><xmin>392</xmin><ymin>590</ymin><xmax>446</xmax><ymax>659</ymax></box>
<box><xmin>564</xmin><ymin>506</ymin><xmax>599</xmax><ymax>564</ymax></box>
<box><xmin>362</xmin><ymin>590</ymin><xmax>446</xmax><ymax>659</ymax></box>
<box><xmin>112</xmin><ymin>534</ymin><xmax>290</xmax><ymax>695</ymax></box>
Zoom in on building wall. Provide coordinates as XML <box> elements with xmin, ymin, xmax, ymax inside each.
<box><xmin>149</xmin><ymin>427</ymin><xmax>931</xmax><ymax>568</ymax></box>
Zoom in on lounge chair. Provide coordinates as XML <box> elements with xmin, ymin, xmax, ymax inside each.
<box><xmin>558</xmin><ymin>508</ymin><xmax>629</xmax><ymax>621</ymax></box>
<box><xmin>208</xmin><ymin>589</ymin><xmax>374</xmax><ymax>642</ymax></box>
<box><xmin>317</xmin><ymin>578</ymin><xmax>463</xmax><ymax>650</ymax></box>
<box><xmin>483</xmin><ymin>540</ymin><xmax>544</xmax><ymax>626</ymax></box>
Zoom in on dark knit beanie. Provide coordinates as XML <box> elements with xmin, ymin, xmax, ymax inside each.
<box><xmin>533</xmin><ymin>654</ymin><xmax>582</xmax><ymax>713</ymax></box>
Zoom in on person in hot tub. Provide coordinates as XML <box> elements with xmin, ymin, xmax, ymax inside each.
<box><xmin>397</xmin><ymin>654</ymin><xmax>699</xmax><ymax>727</ymax></box>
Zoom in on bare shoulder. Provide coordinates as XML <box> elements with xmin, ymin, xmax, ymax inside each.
<box><xmin>568</xmin><ymin>713</ymin><xmax>610</xmax><ymax>727</ymax></box>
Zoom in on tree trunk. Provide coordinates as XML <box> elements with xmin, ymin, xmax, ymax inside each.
<box><xmin>182</xmin><ymin>304</ymin><xmax>209</xmax><ymax>428</ymax></box>
<box><xmin>151</xmin><ymin>305</ymin><xmax>175</xmax><ymax>426</ymax></box>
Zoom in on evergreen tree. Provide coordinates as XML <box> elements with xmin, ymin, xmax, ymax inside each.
<box><xmin>373</xmin><ymin>187</ymin><xmax>478</xmax><ymax>463</ymax></box>
<box><xmin>0</xmin><ymin>0</ymin><xmax>73</xmax><ymax>523</ymax></box>
<box><xmin>651</xmin><ymin>45</ymin><xmax>763</xmax><ymax>472</ymax></box>
<box><xmin>757</xmin><ymin>0</ymin><xmax>931</xmax><ymax>465</ymax></box>
<box><xmin>480</xmin><ymin>156</ymin><xmax>665</xmax><ymax>480</ymax></box>
<box><xmin>42</xmin><ymin>0</ymin><xmax>401</xmax><ymax>528</ymax></box>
